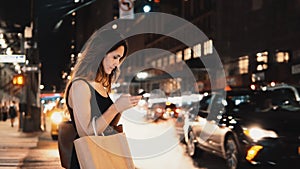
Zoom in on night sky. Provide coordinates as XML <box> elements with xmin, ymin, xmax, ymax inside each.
<box><xmin>38</xmin><ymin>21</ymin><xmax>71</xmax><ymax>92</ymax></box>
<box><xmin>37</xmin><ymin>1</ymin><xmax>75</xmax><ymax>92</ymax></box>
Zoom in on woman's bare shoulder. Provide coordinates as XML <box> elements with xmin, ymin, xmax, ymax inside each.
<box><xmin>70</xmin><ymin>79</ymin><xmax>90</xmax><ymax>91</ymax></box>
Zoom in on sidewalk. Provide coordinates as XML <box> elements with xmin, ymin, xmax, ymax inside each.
<box><xmin>0</xmin><ymin>120</ymin><xmax>40</xmax><ymax>149</ymax></box>
<box><xmin>0</xmin><ymin>120</ymin><xmax>41</xmax><ymax>168</ymax></box>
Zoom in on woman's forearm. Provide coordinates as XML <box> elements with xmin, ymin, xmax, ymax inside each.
<box><xmin>94</xmin><ymin>104</ymin><xmax>119</xmax><ymax>134</ymax></box>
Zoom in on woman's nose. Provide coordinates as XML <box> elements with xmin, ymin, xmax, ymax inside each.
<box><xmin>114</xmin><ymin>60</ymin><xmax>120</xmax><ymax>66</ymax></box>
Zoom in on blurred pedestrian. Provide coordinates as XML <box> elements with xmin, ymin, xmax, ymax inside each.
<box><xmin>64</xmin><ymin>28</ymin><xmax>142</xmax><ymax>169</ymax></box>
<box><xmin>1</xmin><ymin>102</ymin><xmax>9</xmax><ymax>122</ymax></box>
<box><xmin>9</xmin><ymin>101</ymin><xmax>18</xmax><ymax>127</ymax></box>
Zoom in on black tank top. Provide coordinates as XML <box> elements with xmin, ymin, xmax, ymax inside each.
<box><xmin>66</xmin><ymin>78</ymin><xmax>117</xmax><ymax>135</ymax></box>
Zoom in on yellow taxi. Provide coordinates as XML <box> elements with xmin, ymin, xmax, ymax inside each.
<box><xmin>50</xmin><ymin>98</ymin><xmax>70</xmax><ymax>140</ymax></box>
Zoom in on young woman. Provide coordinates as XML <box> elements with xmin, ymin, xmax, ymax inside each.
<box><xmin>64</xmin><ymin>28</ymin><xmax>141</xmax><ymax>168</ymax></box>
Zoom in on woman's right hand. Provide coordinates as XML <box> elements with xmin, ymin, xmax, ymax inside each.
<box><xmin>114</xmin><ymin>94</ymin><xmax>142</xmax><ymax>112</ymax></box>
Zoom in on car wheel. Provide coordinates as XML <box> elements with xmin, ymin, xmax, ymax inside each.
<box><xmin>225</xmin><ymin>135</ymin><xmax>240</xmax><ymax>169</ymax></box>
<box><xmin>186</xmin><ymin>130</ymin><xmax>200</xmax><ymax>157</ymax></box>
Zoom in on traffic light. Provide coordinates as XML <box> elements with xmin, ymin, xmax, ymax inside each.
<box><xmin>12</xmin><ymin>74</ymin><xmax>25</xmax><ymax>86</ymax></box>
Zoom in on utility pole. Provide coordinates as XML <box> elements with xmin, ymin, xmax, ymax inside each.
<box><xmin>22</xmin><ymin>0</ymin><xmax>42</xmax><ymax>132</ymax></box>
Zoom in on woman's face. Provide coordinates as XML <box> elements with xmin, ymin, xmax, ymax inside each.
<box><xmin>102</xmin><ymin>45</ymin><xmax>125</xmax><ymax>74</ymax></box>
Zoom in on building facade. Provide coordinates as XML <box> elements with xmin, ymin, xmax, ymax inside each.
<box><xmin>70</xmin><ymin>0</ymin><xmax>300</xmax><ymax>94</ymax></box>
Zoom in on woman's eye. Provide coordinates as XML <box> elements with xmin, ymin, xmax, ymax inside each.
<box><xmin>113</xmin><ymin>55</ymin><xmax>120</xmax><ymax>59</ymax></box>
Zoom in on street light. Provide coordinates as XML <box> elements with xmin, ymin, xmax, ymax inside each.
<box><xmin>143</xmin><ymin>4</ymin><xmax>151</xmax><ymax>12</ymax></box>
<box><xmin>12</xmin><ymin>74</ymin><xmax>25</xmax><ymax>86</ymax></box>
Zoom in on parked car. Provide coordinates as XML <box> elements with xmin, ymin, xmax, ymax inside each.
<box><xmin>184</xmin><ymin>84</ymin><xmax>300</xmax><ymax>169</ymax></box>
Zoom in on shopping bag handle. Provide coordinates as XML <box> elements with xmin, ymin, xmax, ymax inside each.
<box><xmin>92</xmin><ymin>116</ymin><xmax>104</xmax><ymax>136</ymax></box>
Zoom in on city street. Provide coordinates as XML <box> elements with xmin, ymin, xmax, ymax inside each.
<box><xmin>1</xmin><ymin>1</ymin><xmax>300</xmax><ymax>169</ymax></box>
<box><xmin>0</xmin><ymin>108</ymin><xmax>229</xmax><ymax>169</ymax></box>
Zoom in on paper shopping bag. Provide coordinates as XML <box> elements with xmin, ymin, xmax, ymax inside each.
<box><xmin>74</xmin><ymin>132</ymin><xmax>135</xmax><ymax>169</ymax></box>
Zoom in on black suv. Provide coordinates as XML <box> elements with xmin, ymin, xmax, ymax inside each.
<box><xmin>184</xmin><ymin>84</ymin><xmax>300</xmax><ymax>169</ymax></box>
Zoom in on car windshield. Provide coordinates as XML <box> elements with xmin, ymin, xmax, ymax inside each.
<box><xmin>253</xmin><ymin>91</ymin><xmax>300</xmax><ymax>112</ymax></box>
<box><xmin>270</xmin><ymin>88</ymin><xmax>297</xmax><ymax>105</ymax></box>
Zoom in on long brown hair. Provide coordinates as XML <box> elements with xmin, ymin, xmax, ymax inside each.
<box><xmin>64</xmin><ymin>29</ymin><xmax>128</xmax><ymax>97</ymax></box>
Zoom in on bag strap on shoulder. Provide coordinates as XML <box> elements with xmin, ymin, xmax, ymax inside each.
<box><xmin>66</xmin><ymin>78</ymin><xmax>91</xmax><ymax>132</ymax></box>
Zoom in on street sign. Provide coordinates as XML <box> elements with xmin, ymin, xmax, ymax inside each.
<box><xmin>0</xmin><ymin>54</ymin><xmax>26</xmax><ymax>63</ymax></box>
<box><xmin>21</xmin><ymin>66</ymin><xmax>39</xmax><ymax>72</ymax></box>
<box><xmin>119</xmin><ymin>0</ymin><xmax>134</xmax><ymax>19</ymax></box>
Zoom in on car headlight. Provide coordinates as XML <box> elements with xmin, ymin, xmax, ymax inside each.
<box><xmin>243</xmin><ymin>127</ymin><xmax>278</xmax><ymax>141</ymax></box>
<box><xmin>51</xmin><ymin>112</ymin><xmax>63</xmax><ymax>124</ymax></box>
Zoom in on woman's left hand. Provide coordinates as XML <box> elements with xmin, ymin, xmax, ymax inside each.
<box><xmin>114</xmin><ymin>94</ymin><xmax>142</xmax><ymax>112</ymax></box>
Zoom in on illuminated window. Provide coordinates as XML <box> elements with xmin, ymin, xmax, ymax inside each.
<box><xmin>256</xmin><ymin>64</ymin><xmax>268</xmax><ymax>71</ymax></box>
<box><xmin>193</xmin><ymin>43</ymin><xmax>201</xmax><ymax>58</ymax></box>
<box><xmin>157</xmin><ymin>58</ymin><xmax>162</xmax><ymax>67</ymax></box>
<box><xmin>256</xmin><ymin>51</ymin><xmax>268</xmax><ymax>71</ymax></box>
<box><xmin>239</xmin><ymin>56</ymin><xmax>249</xmax><ymax>74</ymax></box>
<box><xmin>276</xmin><ymin>52</ymin><xmax>289</xmax><ymax>63</ymax></box>
<box><xmin>151</xmin><ymin>61</ymin><xmax>156</xmax><ymax>67</ymax></box>
<box><xmin>176</xmin><ymin>51</ymin><xmax>182</xmax><ymax>62</ymax></box>
<box><xmin>169</xmin><ymin>54</ymin><xmax>175</xmax><ymax>65</ymax></box>
<box><xmin>256</xmin><ymin>51</ymin><xmax>268</xmax><ymax>62</ymax></box>
<box><xmin>204</xmin><ymin>40</ymin><xmax>213</xmax><ymax>55</ymax></box>
<box><xmin>163</xmin><ymin>57</ymin><xmax>168</xmax><ymax>66</ymax></box>
<box><xmin>184</xmin><ymin>48</ymin><xmax>192</xmax><ymax>60</ymax></box>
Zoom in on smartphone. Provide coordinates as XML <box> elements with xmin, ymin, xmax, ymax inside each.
<box><xmin>137</xmin><ymin>90</ymin><xmax>146</xmax><ymax>96</ymax></box>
